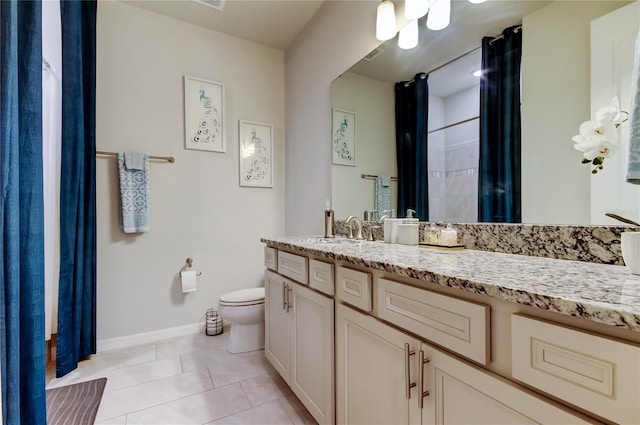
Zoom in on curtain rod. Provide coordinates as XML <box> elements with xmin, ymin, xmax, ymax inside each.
<box><xmin>361</xmin><ymin>173</ymin><xmax>398</xmax><ymax>182</ymax></box>
<box><xmin>428</xmin><ymin>116</ymin><xmax>479</xmax><ymax>134</ymax></box>
<box><xmin>96</xmin><ymin>150</ymin><xmax>175</xmax><ymax>163</ymax></box>
<box><xmin>402</xmin><ymin>24</ymin><xmax>522</xmax><ymax>86</ymax></box>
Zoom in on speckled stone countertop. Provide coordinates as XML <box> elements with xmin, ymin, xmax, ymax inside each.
<box><xmin>262</xmin><ymin>236</ymin><xmax>640</xmax><ymax>332</ymax></box>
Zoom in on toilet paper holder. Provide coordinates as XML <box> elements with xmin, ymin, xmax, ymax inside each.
<box><xmin>180</xmin><ymin>257</ymin><xmax>202</xmax><ymax>276</ymax></box>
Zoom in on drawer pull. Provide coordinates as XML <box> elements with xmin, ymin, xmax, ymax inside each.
<box><xmin>282</xmin><ymin>283</ymin><xmax>287</xmax><ymax>311</ymax></box>
<box><xmin>286</xmin><ymin>285</ymin><xmax>293</xmax><ymax>313</ymax></box>
<box><xmin>404</xmin><ymin>343</ymin><xmax>416</xmax><ymax>399</ymax></box>
<box><xmin>418</xmin><ymin>349</ymin><xmax>431</xmax><ymax>409</ymax></box>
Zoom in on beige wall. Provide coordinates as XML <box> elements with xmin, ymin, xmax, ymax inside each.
<box><xmin>96</xmin><ymin>1</ymin><xmax>285</xmax><ymax>341</ymax></box>
<box><xmin>331</xmin><ymin>72</ymin><xmax>397</xmax><ymax>220</ymax></box>
<box><xmin>284</xmin><ymin>1</ymin><xmax>381</xmax><ymax>235</ymax></box>
<box><xmin>521</xmin><ymin>1</ymin><xmax>628</xmax><ymax>225</ymax></box>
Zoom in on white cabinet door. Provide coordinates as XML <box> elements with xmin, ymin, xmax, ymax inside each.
<box><xmin>264</xmin><ymin>270</ymin><xmax>291</xmax><ymax>384</ymax></box>
<box><xmin>336</xmin><ymin>303</ymin><xmax>421</xmax><ymax>425</ymax></box>
<box><xmin>290</xmin><ymin>283</ymin><xmax>335</xmax><ymax>425</ymax></box>
<box><xmin>420</xmin><ymin>343</ymin><xmax>595</xmax><ymax>425</ymax></box>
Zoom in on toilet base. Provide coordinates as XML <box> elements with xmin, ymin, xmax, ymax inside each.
<box><xmin>227</xmin><ymin>322</ymin><xmax>265</xmax><ymax>353</ymax></box>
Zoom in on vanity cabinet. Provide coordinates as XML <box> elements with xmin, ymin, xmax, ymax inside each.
<box><xmin>337</xmin><ymin>303</ymin><xmax>594</xmax><ymax>425</ymax></box>
<box><xmin>264</xmin><ymin>268</ymin><xmax>335</xmax><ymax>425</ymax></box>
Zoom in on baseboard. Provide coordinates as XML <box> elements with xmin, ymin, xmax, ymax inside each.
<box><xmin>97</xmin><ymin>322</ymin><xmax>203</xmax><ymax>352</ymax></box>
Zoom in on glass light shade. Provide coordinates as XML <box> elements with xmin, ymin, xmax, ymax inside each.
<box><xmin>398</xmin><ymin>20</ymin><xmax>419</xmax><ymax>50</ymax></box>
<box><xmin>376</xmin><ymin>0</ymin><xmax>397</xmax><ymax>41</ymax></box>
<box><xmin>405</xmin><ymin>0</ymin><xmax>429</xmax><ymax>20</ymax></box>
<box><xmin>427</xmin><ymin>0</ymin><xmax>450</xmax><ymax>31</ymax></box>
<box><xmin>468</xmin><ymin>0</ymin><xmax>486</xmax><ymax>3</ymax></box>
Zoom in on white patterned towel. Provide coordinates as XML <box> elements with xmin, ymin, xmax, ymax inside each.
<box><xmin>118</xmin><ymin>152</ymin><xmax>150</xmax><ymax>233</ymax></box>
<box><xmin>627</xmin><ymin>30</ymin><xmax>640</xmax><ymax>184</ymax></box>
<box><xmin>375</xmin><ymin>175</ymin><xmax>391</xmax><ymax>214</ymax></box>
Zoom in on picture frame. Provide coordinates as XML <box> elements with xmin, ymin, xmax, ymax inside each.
<box><xmin>332</xmin><ymin>108</ymin><xmax>356</xmax><ymax>166</ymax></box>
<box><xmin>184</xmin><ymin>75</ymin><xmax>225</xmax><ymax>152</ymax></box>
<box><xmin>238</xmin><ymin>120</ymin><xmax>273</xmax><ymax>188</ymax></box>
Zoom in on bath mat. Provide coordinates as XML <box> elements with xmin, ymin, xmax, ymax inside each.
<box><xmin>46</xmin><ymin>377</ymin><xmax>107</xmax><ymax>425</ymax></box>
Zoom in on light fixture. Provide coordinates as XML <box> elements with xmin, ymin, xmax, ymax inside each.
<box><xmin>405</xmin><ymin>0</ymin><xmax>429</xmax><ymax>20</ymax></box>
<box><xmin>473</xmin><ymin>69</ymin><xmax>482</xmax><ymax>77</ymax></box>
<box><xmin>376</xmin><ymin>0</ymin><xmax>398</xmax><ymax>41</ymax></box>
<box><xmin>468</xmin><ymin>0</ymin><xmax>486</xmax><ymax>3</ymax></box>
<box><xmin>427</xmin><ymin>0</ymin><xmax>450</xmax><ymax>31</ymax></box>
<box><xmin>398</xmin><ymin>20</ymin><xmax>419</xmax><ymax>50</ymax></box>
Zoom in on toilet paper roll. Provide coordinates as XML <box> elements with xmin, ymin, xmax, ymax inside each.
<box><xmin>181</xmin><ymin>270</ymin><xmax>197</xmax><ymax>293</ymax></box>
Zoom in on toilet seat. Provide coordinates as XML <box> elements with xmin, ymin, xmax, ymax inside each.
<box><xmin>219</xmin><ymin>287</ymin><xmax>265</xmax><ymax>307</ymax></box>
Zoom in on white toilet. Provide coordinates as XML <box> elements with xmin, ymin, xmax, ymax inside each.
<box><xmin>217</xmin><ymin>287</ymin><xmax>265</xmax><ymax>353</ymax></box>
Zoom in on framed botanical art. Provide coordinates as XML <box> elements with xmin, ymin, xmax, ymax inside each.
<box><xmin>239</xmin><ymin>120</ymin><xmax>273</xmax><ymax>188</ymax></box>
<box><xmin>332</xmin><ymin>108</ymin><xmax>356</xmax><ymax>166</ymax></box>
<box><xmin>184</xmin><ymin>75</ymin><xmax>225</xmax><ymax>152</ymax></box>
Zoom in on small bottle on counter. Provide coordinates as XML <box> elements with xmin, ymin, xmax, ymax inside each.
<box><xmin>425</xmin><ymin>223</ymin><xmax>441</xmax><ymax>244</ymax></box>
<box><xmin>440</xmin><ymin>223</ymin><xmax>458</xmax><ymax>246</ymax></box>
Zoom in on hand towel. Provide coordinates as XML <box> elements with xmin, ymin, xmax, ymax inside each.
<box><xmin>627</xmin><ymin>30</ymin><xmax>640</xmax><ymax>184</ymax></box>
<box><xmin>124</xmin><ymin>152</ymin><xmax>146</xmax><ymax>171</ymax></box>
<box><xmin>375</xmin><ymin>175</ymin><xmax>392</xmax><ymax>215</ymax></box>
<box><xmin>118</xmin><ymin>152</ymin><xmax>150</xmax><ymax>233</ymax></box>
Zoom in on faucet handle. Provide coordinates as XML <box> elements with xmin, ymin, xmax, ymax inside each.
<box><xmin>346</xmin><ymin>224</ymin><xmax>354</xmax><ymax>239</ymax></box>
<box><xmin>368</xmin><ymin>225</ymin><xmax>382</xmax><ymax>241</ymax></box>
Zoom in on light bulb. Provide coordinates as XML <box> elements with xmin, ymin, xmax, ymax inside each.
<box><xmin>468</xmin><ymin>0</ymin><xmax>486</xmax><ymax>3</ymax></box>
<box><xmin>405</xmin><ymin>0</ymin><xmax>429</xmax><ymax>20</ymax></box>
<box><xmin>376</xmin><ymin>0</ymin><xmax>397</xmax><ymax>41</ymax></box>
<box><xmin>398</xmin><ymin>20</ymin><xmax>419</xmax><ymax>50</ymax></box>
<box><xmin>427</xmin><ymin>0</ymin><xmax>450</xmax><ymax>31</ymax></box>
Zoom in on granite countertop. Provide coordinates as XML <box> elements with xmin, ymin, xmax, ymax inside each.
<box><xmin>262</xmin><ymin>236</ymin><xmax>640</xmax><ymax>332</ymax></box>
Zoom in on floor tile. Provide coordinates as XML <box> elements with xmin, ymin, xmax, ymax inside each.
<box><xmin>95</xmin><ymin>415</ymin><xmax>128</xmax><ymax>425</ymax></box>
<box><xmin>180</xmin><ymin>345</ymin><xmax>253</xmax><ymax>374</ymax></box>
<box><xmin>102</xmin><ymin>356</ymin><xmax>183</xmax><ymax>392</ymax></box>
<box><xmin>156</xmin><ymin>333</ymin><xmax>228</xmax><ymax>359</ymax></box>
<box><xmin>208</xmin><ymin>351</ymin><xmax>274</xmax><ymax>388</ymax></box>
<box><xmin>240</xmin><ymin>372</ymin><xmax>294</xmax><ymax>407</ymax></box>
<box><xmin>95</xmin><ymin>368</ymin><xmax>213</xmax><ymax>421</ymax></box>
<box><xmin>208</xmin><ymin>399</ymin><xmax>294</xmax><ymax>424</ymax></box>
<box><xmin>126</xmin><ymin>383</ymin><xmax>250</xmax><ymax>425</ymax></box>
<box><xmin>279</xmin><ymin>395</ymin><xmax>318</xmax><ymax>425</ymax></box>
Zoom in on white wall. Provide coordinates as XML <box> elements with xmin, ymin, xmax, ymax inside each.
<box><xmin>285</xmin><ymin>1</ymin><xmax>381</xmax><ymax>235</ymax></box>
<box><xmin>96</xmin><ymin>1</ymin><xmax>285</xmax><ymax>340</ymax></box>
<box><xmin>521</xmin><ymin>1</ymin><xmax>627</xmax><ymax>225</ymax></box>
<box><xmin>330</xmin><ymin>72</ymin><xmax>396</xmax><ymax>220</ymax></box>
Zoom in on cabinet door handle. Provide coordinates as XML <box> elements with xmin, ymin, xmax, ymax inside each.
<box><xmin>418</xmin><ymin>349</ymin><xmax>431</xmax><ymax>409</ymax></box>
<box><xmin>404</xmin><ymin>343</ymin><xmax>416</xmax><ymax>399</ymax></box>
<box><xmin>286</xmin><ymin>285</ymin><xmax>293</xmax><ymax>313</ymax></box>
<box><xmin>282</xmin><ymin>283</ymin><xmax>287</xmax><ymax>311</ymax></box>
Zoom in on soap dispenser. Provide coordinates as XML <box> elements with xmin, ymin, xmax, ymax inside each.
<box><xmin>323</xmin><ymin>199</ymin><xmax>335</xmax><ymax>238</ymax></box>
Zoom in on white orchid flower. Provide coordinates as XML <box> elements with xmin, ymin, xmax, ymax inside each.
<box><xmin>595</xmin><ymin>96</ymin><xmax>623</xmax><ymax>126</ymax></box>
<box><xmin>572</xmin><ymin>118</ymin><xmax>618</xmax><ymax>160</ymax></box>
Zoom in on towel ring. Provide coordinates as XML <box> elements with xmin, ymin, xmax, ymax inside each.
<box><xmin>180</xmin><ymin>257</ymin><xmax>202</xmax><ymax>276</ymax></box>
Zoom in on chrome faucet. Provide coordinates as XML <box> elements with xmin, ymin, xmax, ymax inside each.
<box><xmin>345</xmin><ymin>215</ymin><xmax>364</xmax><ymax>240</ymax></box>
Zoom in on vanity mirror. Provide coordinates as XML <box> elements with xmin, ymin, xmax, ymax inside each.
<box><xmin>331</xmin><ymin>0</ymin><xmax>637</xmax><ymax>225</ymax></box>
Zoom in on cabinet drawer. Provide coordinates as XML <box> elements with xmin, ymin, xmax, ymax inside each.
<box><xmin>277</xmin><ymin>251</ymin><xmax>308</xmax><ymax>284</ymax></box>
<box><xmin>377</xmin><ymin>278</ymin><xmax>490</xmax><ymax>365</ymax></box>
<box><xmin>336</xmin><ymin>266</ymin><xmax>372</xmax><ymax>312</ymax></box>
<box><xmin>511</xmin><ymin>314</ymin><xmax>640</xmax><ymax>424</ymax></box>
<box><xmin>264</xmin><ymin>247</ymin><xmax>277</xmax><ymax>271</ymax></box>
<box><xmin>309</xmin><ymin>259</ymin><xmax>334</xmax><ymax>296</ymax></box>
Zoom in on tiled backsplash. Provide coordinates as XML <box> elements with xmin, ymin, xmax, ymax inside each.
<box><xmin>335</xmin><ymin>220</ymin><xmax>630</xmax><ymax>265</ymax></box>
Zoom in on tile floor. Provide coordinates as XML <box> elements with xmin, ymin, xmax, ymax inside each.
<box><xmin>46</xmin><ymin>332</ymin><xmax>317</xmax><ymax>425</ymax></box>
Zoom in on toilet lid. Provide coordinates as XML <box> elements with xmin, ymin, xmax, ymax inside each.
<box><xmin>219</xmin><ymin>287</ymin><xmax>265</xmax><ymax>304</ymax></box>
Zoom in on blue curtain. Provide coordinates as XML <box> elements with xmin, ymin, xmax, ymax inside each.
<box><xmin>395</xmin><ymin>73</ymin><xmax>429</xmax><ymax>220</ymax></box>
<box><xmin>0</xmin><ymin>1</ymin><xmax>47</xmax><ymax>423</ymax></box>
<box><xmin>478</xmin><ymin>26</ymin><xmax>522</xmax><ymax>223</ymax></box>
<box><xmin>56</xmin><ymin>0</ymin><xmax>98</xmax><ymax>377</ymax></box>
